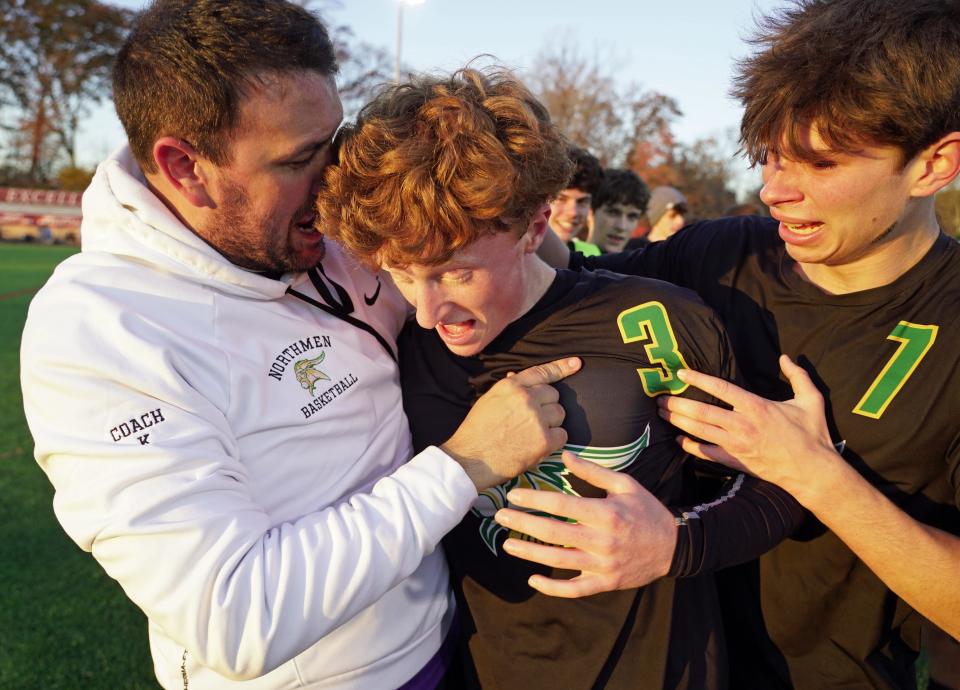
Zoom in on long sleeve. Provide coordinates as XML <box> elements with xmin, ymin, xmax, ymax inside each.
<box><xmin>668</xmin><ymin>462</ymin><xmax>806</xmax><ymax>577</ymax></box>
<box><xmin>21</xmin><ymin>276</ymin><xmax>476</xmax><ymax>681</ymax></box>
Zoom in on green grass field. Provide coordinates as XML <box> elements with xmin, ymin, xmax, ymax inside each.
<box><xmin>1</xmin><ymin>243</ymin><xmax>157</xmax><ymax>689</ymax></box>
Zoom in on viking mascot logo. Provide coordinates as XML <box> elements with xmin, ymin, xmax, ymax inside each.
<box><xmin>295</xmin><ymin>353</ymin><xmax>330</xmax><ymax>396</ymax></box>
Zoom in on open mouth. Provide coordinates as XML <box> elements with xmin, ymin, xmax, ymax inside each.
<box><xmin>295</xmin><ymin>211</ymin><xmax>319</xmax><ymax>233</ymax></box>
<box><xmin>783</xmin><ymin>221</ymin><xmax>823</xmax><ymax>236</ymax></box>
<box><xmin>438</xmin><ymin>320</ymin><xmax>476</xmax><ymax>340</ymax></box>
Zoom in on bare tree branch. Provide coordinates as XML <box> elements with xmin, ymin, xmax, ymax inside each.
<box><xmin>528</xmin><ymin>38</ymin><xmax>741</xmax><ymax>217</ymax></box>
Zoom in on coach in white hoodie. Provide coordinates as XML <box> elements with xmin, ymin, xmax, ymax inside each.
<box><xmin>19</xmin><ymin>2</ymin><xmax>577</xmax><ymax>688</ymax></box>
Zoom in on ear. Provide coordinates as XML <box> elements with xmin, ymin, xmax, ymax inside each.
<box><xmin>521</xmin><ymin>203</ymin><xmax>552</xmax><ymax>253</ymax></box>
<box><xmin>151</xmin><ymin>136</ymin><xmax>216</xmax><ymax>208</ymax></box>
<box><xmin>908</xmin><ymin>132</ymin><xmax>960</xmax><ymax>198</ymax></box>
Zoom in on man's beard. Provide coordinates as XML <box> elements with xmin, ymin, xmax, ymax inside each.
<box><xmin>203</xmin><ymin>179</ymin><xmax>320</xmax><ymax>274</ymax></box>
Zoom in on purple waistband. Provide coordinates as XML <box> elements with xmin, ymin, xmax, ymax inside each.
<box><xmin>395</xmin><ymin>614</ymin><xmax>460</xmax><ymax>690</ymax></box>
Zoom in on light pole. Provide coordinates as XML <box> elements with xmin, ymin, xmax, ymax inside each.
<box><xmin>395</xmin><ymin>0</ymin><xmax>425</xmax><ymax>83</ymax></box>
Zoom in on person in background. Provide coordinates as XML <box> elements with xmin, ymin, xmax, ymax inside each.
<box><xmin>644</xmin><ymin>186</ymin><xmax>689</xmax><ymax>243</ymax></box>
<box><xmin>588</xmin><ymin>168</ymin><xmax>650</xmax><ymax>253</ymax></box>
<box><xmin>549</xmin><ymin>145</ymin><xmax>603</xmax><ymax>256</ymax></box>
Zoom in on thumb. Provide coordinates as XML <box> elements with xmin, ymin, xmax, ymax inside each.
<box><xmin>509</xmin><ymin>357</ymin><xmax>582</xmax><ymax>387</ymax></box>
<box><xmin>780</xmin><ymin>355</ymin><xmax>822</xmax><ymax>403</ymax></box>
<box><xmin>562</xmin><ymin>451</ymin><xmax>640</xmax><ymax>495</ymax></box>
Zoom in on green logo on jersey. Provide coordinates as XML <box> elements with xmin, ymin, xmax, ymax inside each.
<box><xmin>473</xmin><ymin>423</ymin><xmax>651</xmax><ymax>554</ymax></box>
<box><xmin>294</xmin><ymin>353</ymin><xmax>330</xmax><ymax>396</ymax></box>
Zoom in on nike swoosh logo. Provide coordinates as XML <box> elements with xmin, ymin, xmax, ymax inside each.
<box><xmin>364</xmin><ymin>277</ymin><xmax>382</xmax><ymax>306</ymax></box>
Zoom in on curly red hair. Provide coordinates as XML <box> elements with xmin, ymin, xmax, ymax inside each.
<box><xmin>317</xmin><ymin>65</ymin><xmax>573</xmax><ymax>267</ymax></box>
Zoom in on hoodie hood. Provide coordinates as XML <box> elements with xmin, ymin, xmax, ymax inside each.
<box><xmin>80</xmin><ymin>146</ymin><xmax>295</xmax><ymax>300</ymax></box>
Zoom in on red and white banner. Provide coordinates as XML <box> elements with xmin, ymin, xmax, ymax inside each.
<box><xmin>0</xmin><ymin>187</ymin><xmax>83</xmax><ymax>207</ymax></box>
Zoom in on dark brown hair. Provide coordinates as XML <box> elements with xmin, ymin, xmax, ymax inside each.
<box><xmin>114</xmin><ymin>0</ymin><xmax>338</xmax><ymax>172</ymax></box>
<box><xmin>733</xmin><ymin>0</ymin><xmax>960</xmax><ymax>165</ymax></box>
<box><xmin>318</xmin><ymin>66</ymin><xmax>573</xmax><ymax>267</ymax></box>
<box><xmin>565</xmin><ymin>146</ymin><xmax>604</xmax><ymax>195</ymax></box>
<box><xmin>592</xmin><ymin>169</ymin><xmax>650</xmax><ymax>212</ymax></box>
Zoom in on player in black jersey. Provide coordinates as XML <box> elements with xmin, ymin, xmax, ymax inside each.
<box><xmin>533</xmin><ymin>0</ymin><xmax>960</xmax><ymax>687</ymax></box>
<box><xmin>319</xmin><ymin>65</ymin><xmax>804</xmax><ymax>689</ymax></box>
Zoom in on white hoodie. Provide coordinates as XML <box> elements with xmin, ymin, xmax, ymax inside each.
<box><xmin>20</xmin><ymin>147</ymin><xmax>477</xmax><ymax>689</ymax></box>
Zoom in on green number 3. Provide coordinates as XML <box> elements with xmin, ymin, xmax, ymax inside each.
<box><xmin>853</xmin><ymin>321</ymin><xmax>938</xmax><ymax>419</ymax></box>
<box><xmin>617</xmin><ymin>301</ymin><xmax>690</xmax><ymax>397</ymax></box>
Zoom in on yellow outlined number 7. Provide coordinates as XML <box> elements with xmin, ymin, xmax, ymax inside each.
<box><xmin>617</xmin><ymin>301</ymin><xmax>690</xmax><ymax>397</ymax></box>
<box><xmin>853</xmin><ymin>321</ymin><xmax>938</xmax><ymax>419</ymax></box>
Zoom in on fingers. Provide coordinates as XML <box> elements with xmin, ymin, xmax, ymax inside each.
<box><xmin>539</xmin><ymin>403</ymin><xmax>568</xmax><ymax>454</ymax></box>
<box><xmin>546</xmin><ymin>425</ymin><xmax>569</xmax><ymax>453</ymax></box>
<box><xmin>675</xmin><ymin>368</ymin><xmax>754</xmax><ymax>408</ymax></box>
<box><xmin>500</xmin><ymin>489</ymin><xmax>593</xmax><ymax>526</ymax></box>
<box><xmin>495</xmin><ymin>507</ymin><xmax>583</xmax><ymax>547</ymax></box>
<box><xmin>676</xmin><ymin>435</ymin><xmax>749</xmax><ymax>473</ymax></box>
<box><xmin>501</xmin><ymin>536</ymin><xmax>608</xmax><ymax>598</ymax></box>
<box><xmin>542</xmin><ymin>402</ymin><xmax>566</xmax><ymax>428</ymax></box>
<box><xmin>527</xmin><ymin>573</ymin><xmax>605</xmax><ymax>598</ymax></box>
<box><xmin>779</xmin><ymin>355</ymin><xmax>823</xmax><ymax>406</ymax></box>
<box><xmin>495</xmin><ymin>367</ymin><xmax>564</xmax><ymax>409</ymax></box>
<box><xmin>502</xmin><ymin>537</ymin><xmax>588</xmax><ymax>572</ymax></box>
<box><xmin>501</xmin><ymin>466</ymin><xmax>641</xmax><ymax>528</ymax></box>
<box><xmin>657</xmin><ymin>401</ymin><xmax>733</xmax><ymax>449</ymax></box>
<box><xmin>508</xmin><ymin>357</ymin><xmax>582</xmax><ymax>387</ymax></box>
<box><xmin>559</xmin><ymin>452</ymin><xmax>639</xmax><ymax>495</ymax></box>
<box><xmin>657</xmin><ymin>395</ymin><xmax>734</xmax><ymax>428</ymax></box>
<box><xmin>526</xmin><ymin>381</ymin><xmax>561</xmax><ymax>406</ymax></box>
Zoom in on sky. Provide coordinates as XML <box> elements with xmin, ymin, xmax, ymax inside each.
<box><xmin>78</xmin><ymin>0</ymin><xmax>786</xmax><ymax>192</ymax></box>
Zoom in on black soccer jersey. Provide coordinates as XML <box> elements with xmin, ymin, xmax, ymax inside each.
<box><xmin>576</xmin><ymin>217</ymin><xmax>960</xmax><ymax>689</ymax></box>
<box><xmin>400</xmin><ymin>268</ymin><xmax>803</xmax><ymax>690</ymax></box>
